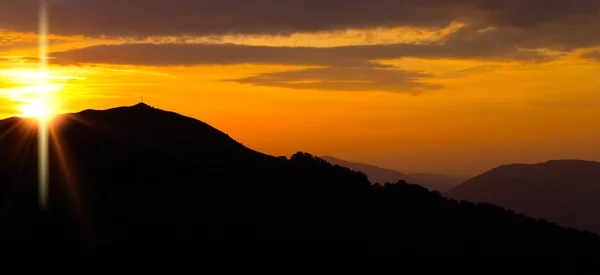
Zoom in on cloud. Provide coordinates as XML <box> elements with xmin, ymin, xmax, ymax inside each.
<box><xmin>51</xmin><ymin>36</ymin><xmax>552</xmax><ymax>68</ymax></box>
<box><xmin>0</xmin><ymin>56</ymin><xmax>39</xmax><ymax>63</ymax></box>
<box><xmin>0</xmin><ymin>0</ymin><xmax>598</xmax><ymax>37</ymax></box>
<box><xmin>0</xmin><ymin>56</ymin><xmax>38</xmax><ymax>71</ymax></box>
<box><xmin>47</xmin><ymin>35</ymin><xmax>552</xmax><ymax>93</ymax></box>
<box><xmin>6</xmin><ymin>0</ymin><xmax>596</xmax><ymax>94</ymax></box>
<box><xmin>580</xmin><ymin>50</ymin><xmax>600</xmax><ymax>61</ymax></box>
<box><xmin>51</xmin><ymin>42</ymin><xmax>466</xmax><ymax>93</ymax></box>
<box><xmin>0</xmin><ymin>0</ymin><xmax>460</xmax><ymax>37</ymax></box>
<box><xmin>440</xmin><ymin>65</ymin><xmax>503</xmax><ymax>78</ymax></box>
<box><xmin>475</xmin><ymin>0</ymin><xmax>600</xmax><ymax>28</ymax></box>
<box><xmin>0</xmin><ymin>56</ymin><xmax>76</xmax><ymax>69</ymax></box>
<box><xmin>226</xmin><ymin>66</ymin><xmax>441</xmax><ymax>93</ymax></box>
<box><xmin>1</xmin><ymin>0</ymin><xmax>599</xmax><ymax>59</ymax></box>
<box><xmin>0</xmin><ymin>31</ymin><xmax>81</xmax><ymax>54</ymax></box>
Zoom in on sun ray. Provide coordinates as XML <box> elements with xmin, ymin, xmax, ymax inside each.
<box><xmin>49</xmin><ymin>126</ymin><xmax>82</xmax><ymax>210</ymax></box>
<box><xmin>38</xmin><ymin>0</ymin><xmax>49</xmax><ymax>209</ymax></box>
<box><xmin>48</xmin><ymin>124</ymin><xmax>94</xmax><ymax>242</ymax></box>
<box><xmin>60</xmin><ymin>113</ymin><xmax>94</xmax><ymax>128</ymax></box>
<box><xmin>0</xmin><ymin>119</ymin><xmax>27</xmax><ymax>141</ymax></box>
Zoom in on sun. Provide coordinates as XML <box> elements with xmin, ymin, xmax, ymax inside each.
<box><xmin>4</xmin><ymin>74</ymin><xmax>63</xmax><ymax>119</ymax></box>
<box><xmin>0</xmin><ymin>70</ymin><xmax>67</xmax><ymax>119</ymax></box>
<box><xmin>18</xmin><ymin>83</ymin><xmax>59</xmax><ymax>119</ymax></box>
<box><xmin>20</xmin><ymin>99</ymin><xmax>53</xmax><ymax>118</ymax></box>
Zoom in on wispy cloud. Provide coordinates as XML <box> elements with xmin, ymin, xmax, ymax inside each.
<box><xmin>440</xmin><ymin>65</ymin><xmax>503</xmax><ymax>78</ymax></box>
<box><xmin>226</xmin><ymin>66</ymin><xmax>441</xmax><ymax>94</ymax></box>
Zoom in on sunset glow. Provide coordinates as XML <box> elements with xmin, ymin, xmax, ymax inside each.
<box><xmin>2</xmin><ymin>0</ymin><xmax>600</xmax><ymax>269</ymax></box>
<box><xmin>0</xmin><ymin>0</ymin><xmax>598</xmax><ymax>178</ymax></box>
<box><xmin>0</xmin><ymin>71</ymin><xmax>62</xmax><ymax>118</ymax></box>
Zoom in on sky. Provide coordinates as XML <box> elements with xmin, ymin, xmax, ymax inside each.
<box><xmin>0</xmin><ymin>0</ymin><xmax>599</xmax><ymax>176</ymax></box>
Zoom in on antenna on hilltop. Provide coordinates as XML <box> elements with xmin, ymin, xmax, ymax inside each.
<box><xmin>141</xmin><ymin>96</ymin><xmax>144</xmax><ymax>103</ymax></box>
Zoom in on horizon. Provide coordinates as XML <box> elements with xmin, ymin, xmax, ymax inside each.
<box><xmin>1</xmin><ymin>0</ymin><xmax>599</xmax><ymax>175</ymax></box>
<box><xmin>3</xmin><ymin>2</ymin><xmax>600</xmax><ymax>270</ymax></box>
<box><xmin>6</xmin><ymin>102</ymin><xmax>597</xmax><ymax>177</ymax></box>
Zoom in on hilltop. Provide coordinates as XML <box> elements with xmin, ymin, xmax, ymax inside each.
<box><xmin>0</xmin><ymin>104</ymin><xmax>598</xmax><ymax>273</ymax></box>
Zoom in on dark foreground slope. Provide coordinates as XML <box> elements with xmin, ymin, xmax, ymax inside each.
<box><xmin>447</xmin><ymin>160</ymin><xmax>600</xmax><ymax>234</ymax></box>
<box><xmin>0</xmin><ymin>104</ymin><xmax>599</xmax><ymax>273</ymax></box>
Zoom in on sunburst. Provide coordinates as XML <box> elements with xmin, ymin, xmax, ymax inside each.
<box><xmin>31</xmin><ymin>2</ymin><xmax>87</xmax><ymax>235</ymax></box>
<box><xmin>38</xmin><ymin>0</ymin><xmax>50</xmax><ymax>208</ymax></box>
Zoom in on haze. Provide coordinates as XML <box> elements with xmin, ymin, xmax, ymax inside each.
<box><xmin>1</xmin><ymin>0</ymin><xmax>599</xmax><ymax>175</ymax></box>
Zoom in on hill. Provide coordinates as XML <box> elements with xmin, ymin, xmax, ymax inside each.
<box><xmin>409</xmin><ymin>173</ymin><xmax>469</xmax><ymax>192</ymax></box>
<box><xmin>0</xmin><ymin>104</ymin><xmax>599</xmax><ymax>273</ymax></box>
<box><xmin>321</xmin><ymin>156</ymin><xmax>465</xmax><ymax>192</ymax></box>
<box><xmin>320</xmin><ymin>155</ymin><xmax>411</xmax><ymax>184</ymax></box>
<box><xmin>447</xmin><ymin>160</ymin><xmax>600</xmax><ymax>234</ymax></box>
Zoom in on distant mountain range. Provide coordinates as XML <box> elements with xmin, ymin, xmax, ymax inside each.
<box><xmin>321</xmin><ymin>156</ymin><xmax>468</xmax><ymax>192</ymax></box>
<box><xmin>447</xmin><ymin>160</ymin><xmax>600</xmax><ymax>234</ymax></box>
<box><xmin>0</xmin><ymin>103</ymin><xmax>599</xmax><ymax>273</ymax></box>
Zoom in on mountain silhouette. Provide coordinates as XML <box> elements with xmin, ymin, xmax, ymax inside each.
<box><xmin>320</xmin><ymin>155</ymin><xmax>412</xmax><ymax>183</ymax></box>
<box><xmin>408</xmin><ymin>173</ymin><xmax>470</xmax><ymax>192</ymax></box>
<box><xmin>1</xmin><ymin>104</ymin><xmax>600</xmax><ymax>273</ymax></box>
<box><xmin>447</xmin><ymin>160</ymin><xmax>600</xmax><ymax>234</ymax></box>
<box><xmin>321</xmin><ymin>156</ymin><xmax>465</xmax><ymax>192</ymax></box>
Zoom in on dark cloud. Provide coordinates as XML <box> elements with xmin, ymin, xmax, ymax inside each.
<box><xmin>440</xmin><ymin>65</ymin><xmax>503</xmax><ymax>78</ymax></box>
<box><xmin>0</xmin><ymin>0</ymin><xmax>598</xmax><ymax>38</ymax></box>
<box><xmin>50</xmin><ymin>36</ymin><xmax>552</xmax><ymax>68</ymax></box>
<box><xmin>0</xmin><ymin>38</ymin><xmax>31</xmax><ymax>52</ymax></box>
<box><xmin>52</xmin><ymin>43</ymin><xmax>370</xmax><ymax>67</ymax></box>
<box><xmin>50</xmin><ymin>38</ymin><xmax>540</xmax><ymax>93</ymax></box>
<box><xmin>446</xmin><ymin>21</ymin><xmax>600</xmax><ymax>52</ymax></box>
<box><xmin>475</xmin><ymin>0</ymin><xmax>600</xmax><ymax>28</ymax></box>
<box><xmin>580</xmin><ymin>50</ymin><xmax>600</xmax><ymax>61</ymax></box>
<box><xmin>0</xmin><ymin>0</ymin><xmax>599</xmax><ymax>61</ymax></box>
<box><xmin>0</xmin><ymin>31</ymin><xmax>74</xmax><ymax>54</ymax></box>
<box><xmin>227</xmin><ymin>66</ymin><xmax>441</xmax><ymax>93</ymax></box>
<box><xmin>0</xmin><ymin>0</ymin><xmax>460</xmax><ymax>37</ymax></box>
<box><xmin>48</xmin><ymin>35</ymin><xmax>553</xmax><ymax>93</ymax></box>
<box><xmin>50</xmin><ymin>42</ymin><xmax>450</xmax><ymax>93</ymax></box>
<box><xmin>0</xmin><ymin>56</ymin><xmax>74</xmax><ymax>68</ymax></box>
<box><xmin>5</xmin><ymin>0</ymin><xmax>596</xmax><ymax>93</ymax></box>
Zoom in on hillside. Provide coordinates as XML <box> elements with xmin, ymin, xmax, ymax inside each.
<box><xmin>321</xmin><ymin>156</ymin><xmax>465</xmax><ymax>192</ymax></box>
<box><xmin>409</xmin><ymin>173</ymin><xmax>469</xmax><ymax>192</ymax></box>
<box><xmin>320</xmin><ymin>155</ymin><xmax>411</xmax><ymax>184</ymax></box>
<box><xmin>447</xmin><ymin>160</ymin><xmax>600</xmax><ymax>234</ymax></box>
<box><xmin>0</xmin><ymin>104</ymin><xmax>598</xmax><ymax>273</ymax></box>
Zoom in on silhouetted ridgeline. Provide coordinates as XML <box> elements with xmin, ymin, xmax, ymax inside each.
<box><xmin>447</xmin><ymin>160</ymin><xmax>600</xmax><ymax>234</ymax></box>
<box><xmin>0</xmin><ymin>103</ymin><xmax>599</xmax><ymax>273</ymax></box>
<box><xmin>321</xmin><ymin>155</ymin><xmax>466</xmax><ymax>192</ymax></box>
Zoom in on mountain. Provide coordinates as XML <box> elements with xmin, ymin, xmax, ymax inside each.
<box><xmin>321</xmin><ymin>156</ymin><xmax>465</xmax><ymax>192</ymax></box>
<box><xmin>320</xmin><ymin>155</ymin><xmax>411</xmax><ymax>184</ymax></box>
<box><xmin>408</xmin><ymin>173</ymin><xmax>470</xmax><ymax>192</ymax></box>
<box><xmin>446</xmin><ymin>160</ymin><xmax>600</xmax><ymax>234</ymax></box>
<box><xmin>0</xmin><ymin>104</ymin><xmax>599</xmax><ymax>273</ymax></box>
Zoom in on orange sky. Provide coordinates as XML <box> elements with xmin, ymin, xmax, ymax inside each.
<box><xmin>1</xmin><ymin>1</ymin><xmax>600</xmax><ymax>175</ymax></box>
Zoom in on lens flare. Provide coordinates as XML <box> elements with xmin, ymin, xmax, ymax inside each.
<box><xmin>38</xmin><ymin>0</ymin><xmax>49</xmax><ymax>209</ymax></box>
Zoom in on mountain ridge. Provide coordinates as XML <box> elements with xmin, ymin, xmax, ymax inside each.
<box><xmin>320</xmin><ymin>155</ymin><xmax>466</xmax><ymax>192</ymax></box>
<box><xmin>0</xmin><ymin>105</ymin><xmax>599</xmax><ymax>273</ymax></box>
<box><xmin>447</xmin><ymin>159</ymin><xmax>600</xmax><ymax>234</ymax></box>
